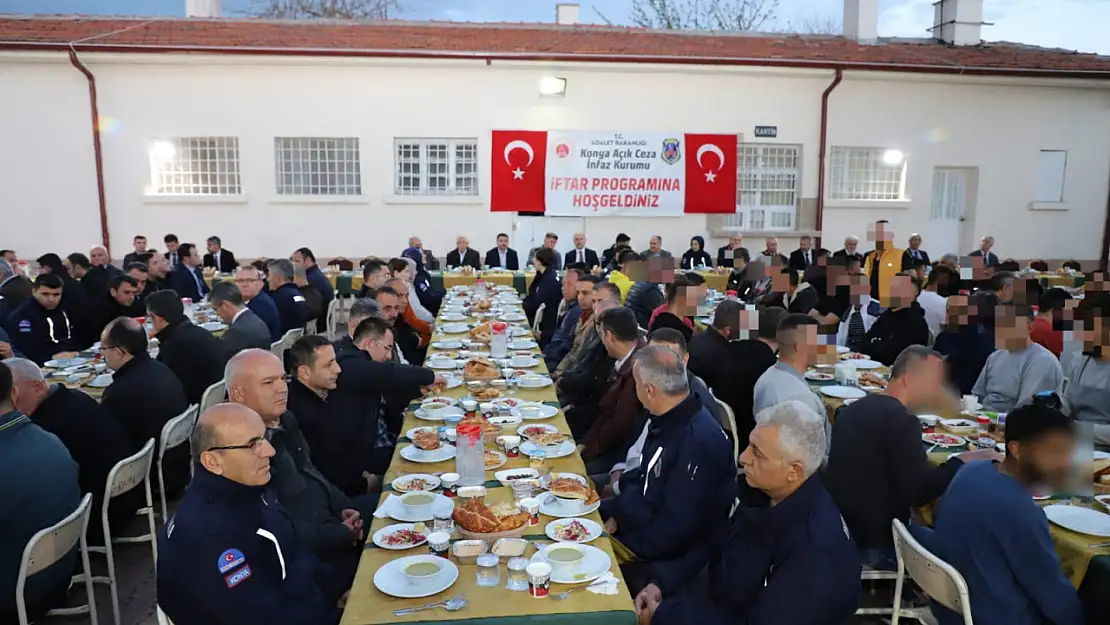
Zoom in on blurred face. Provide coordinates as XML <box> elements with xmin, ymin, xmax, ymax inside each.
<box><xmin>497</xmin><ymin>235</ymin><xmax>509</xmax><ymax>250</ymax></box>
<box><xmin>147</xmin><ymin>255</ymin><xmax>169</xmax><ymax>278</ymax></box>
<box><xmin>201</xmin><ymin>413</ymin><xmax>275</xmax><ymax>487</ymax></box>
<box><xmin>290</xmin><ymin>251</ymin><xmax>308</xmax><ymax>268</ymax></box>
<box><xmin>576</xmin><ymin>281</ymin><xmax>595</xmax><ymax>310</ymax></box>
<box><xmin>229</xmin><ymin>356</ymin><xmax>289</xmax><ymax>422</ymax></box>
<box><xmin>764</xmin><ymin>238</ymin><xmax>778</xmax><ymax>254</ymax></box>
<box><xmin>33</xmin><ymin>285</ymin><xmax>63</xmax><ymax>310</ymax></box>
<box><xmin>901</xmin><ymin>356</ymin><xmax>947</xmax><ymax>411</ymax></box>
<box><xmin>456</xmin><ymin>237</ymin><xmax>468</xmax><ymax>251</ymax></box>
<box><xmin>690</xmin><ymin>238</ymin><xmax>701</xmax><ymax>252</ymax></box>
<box><xmin>981</xmin><ymin>237</ymin><xmax>994</xmax><ymax>252</ymax></box>
<box><xmin>740</xmin><ymin>424</ymin><xmax>804</xmax><ymax>493</ymax></box>
<box><xmin>359</xmin><ymin>329</ymin><xmax>395</xmax><ymax>362</ymax></box>
<box><xmin>366</xmin><ymin>267</ymin><xmax>389</xmax><ymax>289</ymax></box>
<box><xmin>90</xmin><ymin>247</ymin><xmax>109</xmax><ymax>266</ymax></box>
<box><xmin>574</xmin><ymin>233</ymin><xmax>586</xmax><ymax>249</ymax></box>
<box><xmin>771</xmin><ymin>271</ymin><xmax>793</xmax><ymax>293</ymax></box>
<box><xmin>995</xmin><ymin>309</ymin><xmax>1031</xmax><ymax>350</ymax></box>
<box><xmin>165</xmin><ymin>240</ymin><xmax>179</xmax><ymax>253</ymax></box>
<box><xmin>729</xmin><ymin>235</ymin><xmax>743</xmax><ymax>249</ymax></box>
<box><xmin>235</xmin><ymin>269</ymin><xmax>264</xmax><ymax>300</ymax></box>
<box><xmin>133</xmin><ymin>237</ymin><xmax>146</xmax><ymax>252</ymax></box>
<box><xmin>409</xmin><ymin>237</ymin><xmax>422</xmax><ymax>249</ymax></box>
<box><xmin>561</xmin><ymin>272</ymin><xmax>578</xmax><ymax>300</ymax></box>
<box><xmin>298</xmin><ymin>345</ymin><xmax>340</xmax><ymax>391</ymax></box>
<box><xmin>207</xmin><ymin>241</ymin><xmax>220</xmax><ymax>254</ymax></box>
<box><xmin>375</xmin><ymin>293</ymin><xmax>401</xmax><ymax>323</ymax></box>
<box><xmin>127</xmin><ymin>269</ymin><xmax>148</xmax><ymax>293</ymax></box>
<box><xmin>1010</xmin><ymin>431</ymin><xmax>1075</xmax><ymax>489</ymax></box>
<box><xmin>909</xmin><ymin>235</ymin><xmax>922</xmax><ymax>249</ymax></box>
<box><xmin>544</xmin><ymin>236</ymin><xmax>557</xmax><ymax>250</ymax></box>
<box><xmin>944</xmin><ymin>294</ymin><xmax>970</xmax><ymax>329</ymax></box>
<box><xmin>799</xmin><ymin>237</ymin><xmax>811</xmax><ymax>251</ymax></box>
<box><xmin>111</xmin><ymin>281</ymin><xmax>138</xmax><ymax>306</ymax></box>
<box><xmin>844</xmin><ymin>238</ymin><xmax>858</xmax><ymax>253</ymax></box>
<box><xmin>649</xmin><ymin>237</ymin><xmax>661</xmax><ymax>252</ymax></box>
<box><xmin>889</xmin><ymin>275</ymin><xmax>917</xmax><ymax>308</ymax></box>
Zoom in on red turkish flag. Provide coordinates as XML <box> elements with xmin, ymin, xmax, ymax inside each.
<box><xmin>491</xmin><ymin>130</ymin><xmax>548</xmax><ymax>213</ymax></box>
<box><xmin>684</xmin><ymin>133</ymin><xmax>738</xmax><ymax>213</ymax></box>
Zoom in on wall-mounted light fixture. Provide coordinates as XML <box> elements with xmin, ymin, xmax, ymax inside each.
<box><xmin>539</xmin><ymin>76</ymin><xmax>567</xmax><ymax>97</ymax></box>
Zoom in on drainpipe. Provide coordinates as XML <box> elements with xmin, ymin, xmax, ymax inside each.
<box><xmin>1102</xmin><ymin>165</ymin><xmax>1110</xmax><ymax>271</ymax></box>
<box><xmin>814</xmin><ymin>68</ymin><xmax>843</xmax><ymax>251</ymax></box>
<box><xmin>67</xmin><ymin>46</ymin><xmax>111</xmax><ymax>254</ymax></box>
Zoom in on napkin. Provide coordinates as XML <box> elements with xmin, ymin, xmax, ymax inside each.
<box><xmin>373</xmin><ymin>493</ymin><xmax>400</xmax><ymax>519</ymax></box>
<box><xmin>587</xmin><ymin>571</ymin><xmax>621</xmax><ymax>595</ymax></box>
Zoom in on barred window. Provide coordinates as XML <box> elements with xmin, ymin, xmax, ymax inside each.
<box><xmin>274</xmin><ymin>137</ymin><xmax>361</xmax><ymax>195</ymax></box>
<box><xmin>828</xmin><ymin>147</ymin><xmax>907</xmax><ymax>200</ymax></box>
<box><xmin>394</xmin><ymin>139</ymin><xmax>479</xmax><ymax>196</ymax></box>
<box><xmin>723</xmin><ymin>143</ymin><xmax>800</xmax><ymax>231</ymax></box>
<box><xmin>149</xmin><ymin>137</ymin><xmax>242</xmax><ymax>195</ymax></box>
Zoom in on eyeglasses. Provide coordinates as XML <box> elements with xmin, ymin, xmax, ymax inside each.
<box><xmin>206</xmin><ymin>431</ymin><xmax>271</xmax><ymax>454</ymax></box>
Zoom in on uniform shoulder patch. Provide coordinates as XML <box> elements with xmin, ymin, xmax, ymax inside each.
<box><xmin>225</xmin><ymin>564</ymin><xmax>252</xmax><ymax>588</ymax></box>
<box><xmin>217</xmin><ymin>548</ymin><xmax>246</xmax><ymax>574</ymax></box>
<box><xmin>17</xmin><ymin>319</ymin><xmax>31</xmax><ymax>333</ymax></box>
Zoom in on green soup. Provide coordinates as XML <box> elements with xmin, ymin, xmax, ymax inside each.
<box><xmin>405</xmin><ymin>562</ymin><xmax>441</xmax><ymax>577</ymax></box>
<box><xmin>547</xmin><ymin>548</ymin><xmax>582</xmax><ymax>563</ymax></box>
<box><xmin>405</xmin><ymin>494</ymin><xmax>434</xmax><ymax>506</ymax></box>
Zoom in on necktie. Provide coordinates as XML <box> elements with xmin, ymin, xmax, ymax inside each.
<box><xmin>847</xmin><ymin>308</ymin><xmax>866</xmax><ymax>353</ymax></box>
<box><xmin>913</xmin><ymin>250</ymin><xmax>919</xmax><ymax>260</ymax></box>
<box><xmin>192</xmin><ymin>268</ymin><xmax>204</xmax><ymax>294</ymax></box>
<box><xmin>578</xmin><ymin>250</ymin><xmax>584</xmax><ymax>264</ymax></box>
<box><xmin>216</xmin><ymin>255</ymin><xmax>221</xmax><ymax>273</ymax></box>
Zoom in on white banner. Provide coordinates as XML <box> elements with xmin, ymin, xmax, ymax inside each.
<box><xmin>543</xmin><ymin>131</ymin><xmax>687</xmax><ymax>217</ymax></box>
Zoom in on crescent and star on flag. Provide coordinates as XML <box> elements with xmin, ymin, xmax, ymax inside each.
<box><xmin>504</xmin><ymin>140</ymin><xmax>534</xmax><ymax>179</ymax></box>
<box><xmin>505</xmin><ymin>137</ymin><xmax>725</xmax><ymax>182</ymax></box>
<box><xmin>696</xmin><ymin>143</ymin><xmax>726</xmax><ymax>183</ymax></box>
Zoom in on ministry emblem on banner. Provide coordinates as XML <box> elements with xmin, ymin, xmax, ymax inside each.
<box><xmin>661</xmin><ymin>138</ymin><xmax>681</xmax><ymax>165</ymax></box>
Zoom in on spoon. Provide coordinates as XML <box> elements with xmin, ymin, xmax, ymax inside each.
<box><xmin>550</xmin><ymin>580</ymin><xmax>610</xmax><ymax>601</ymax></box>
<box><xmin>393</xmin><ymin>593</ymin><xmax>468</xmax><ymax>616</ymax></box>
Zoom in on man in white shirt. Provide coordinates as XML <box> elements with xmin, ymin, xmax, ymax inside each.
<box><xmin>564</xmin><ymin>232</ymin><xmax>599</xmax><ymax>269</ymax></box>
<box><xmin>917</xmin><ymin>264</ymin><xmax>957</xmax><ymax>336</ymax></box>
<box><xmin>483</xmin><ymin>233</ymin><xmax>519</xmax><ymax>270</ymax></box>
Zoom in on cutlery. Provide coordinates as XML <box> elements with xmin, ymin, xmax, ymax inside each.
<box><xmin>550</xmin><ymin>580</ymin><xmax>610</xmax><ymax>600</ymax></box>
<box><xmin>1089</xmin><ymin>541</ymin><xmax>1110</xmax><ymax>549</ymax></box>
<box><xmin>393</xmin><ymin>594</ymin><xmax>467</xmax><ymax>616</ymax></box>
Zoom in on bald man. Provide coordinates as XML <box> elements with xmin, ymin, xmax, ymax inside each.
<box><xmin>225</xmin><ymin>349</ymin><xmax>373</xmax><ymax>579</ymax></box>
<box><xmin>158</xmin><ymin>404</ymin><xmax>346</xmax><ymax>625</ymax></box>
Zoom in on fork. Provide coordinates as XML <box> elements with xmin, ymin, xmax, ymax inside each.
<box><xmin>550</xmin><ymin>580</ymin><xmax>610</xmax><ymax>601</ymax></box>
<box><xmin>393</xmin><ymin>593</ymin><xmax>467</xmax><ymax>616</ymax></box>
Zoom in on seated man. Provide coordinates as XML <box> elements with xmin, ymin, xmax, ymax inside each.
<box><xmin>863</xmin><ymin>272</ymin><xmax>930</xmax><ymax>366</ymax></box>
<box><xmin>266</xmin><ymin>259</ymin><xmax>308</xmax><ymax>337</ymax></box>
<box><xmin>579</xmin><ymin>307</ymin><xmax>644</xmax><ymax>475</ymax></box>
<box><xmin>0</xmin><ymin>362</ymin><xmax>82</xmax><ymax>625</ymax></box>
<box><xmin>973</xmin><ymin>303</ymin><xmax>1064</xmax><ymax>412</ymax></box>
<box><xmin>545</xmin><ymin>274</ymin><xmax>597</xmax><ymax>372</ymax></box>
<box><xmin>148</xmin><ymin>290</ymin><xmax>227</xmax><ymax>405</ymax></box>
<box><xmin>158</xmin><ymin>404</ymin><xmax>346</xmax><ymax>625</ymax></box>
<box><xmin>635</xmin><ymin>400</ymin><xmax>861</xmax><ymax>625</ymax></box>
<box><xmin>226</xmin><ymin>349</ymin><xmax>373</xmax><ymax>583</ymax></box>
<box><xmin>210</xmin><ymin>282</ymin><xmax>272</xmax><ymax>358</ymax></box>
<box><xmin>81</xmin><ymin>274</ymin><xmax>141</xmax><ymax>347</ymax></box>
<box><xmin>4</xmin><ymin>273</ymin><xmax>81</xmax><ymax>365</ymax></box>
<box><xmin>912</xmin><ymin>404</ymin><xmax>1084</xmax><ymax>625</ymax></box>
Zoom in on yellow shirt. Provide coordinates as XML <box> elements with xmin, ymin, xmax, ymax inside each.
<box><xmin>608</xmin><ymin>270</ymin><xmax>633</xmax><ymax>303</ymax></box>
<box><xmin>863</xmin><ymin>247</ymin><xmax>906</xmax><ymax>306</ymax></box>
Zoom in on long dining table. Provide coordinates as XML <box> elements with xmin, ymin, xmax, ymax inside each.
<box><xmin>340</xmin><ymin>285</ymin><xmax>638</xmax><ymax>625</ymax></box>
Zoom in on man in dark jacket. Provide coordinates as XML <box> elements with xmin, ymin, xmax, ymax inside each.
<box><xmin>827</xmin><ymin>346</ymin><xmax>999</xmax><ymax>569</ymax></box>
<box><xmin>236</xmin><ymin>266</ymin><xmax>281</xmax><ymax>342</ymax></box>
<box><xmin>580</xmin><ymin>307</ymin><xmax>644</xmax><ymax>475</ymax></box>
<box><xmin>524</xmin><ymin>247</ymin><xmax>563</xmax><ymax>347</ymax></box>
<box><xmin>0</xmin><ymin>362</ymin><xmax>82</xmax><ymax>625</ymax></box>
<box><xmin>635</xmin><ymin>400</ymin><xmax>861</xmax><ymax>625</ymax></box>
<box><xmin>4</xmin><ymin>273</ymin><xmax>81</xmax><ymax>365</ymax></box>
<box><xmin>864</xmin><ymin>272</ymin><xmax>931</xmax><ymax>366</ymax></box>
<box><xmin>266</xmin><ymin>259</ymin><xmax>308</xmax><ymax>337</ymax></box>
<box><xmin>168</xmin><ymin>243</ymin><xmax>210</xmax><ymax>302</ymax></box>
<box><xmin>148</xmin><ymin>290</ymin><xmax>227</xmax><ymax>405</ymax></box>
<box><xmin>210</xmin><ymin>282</ymin><xmax>272</xmax><ymax>358</ymax></box>
<box><xmin>624</xmin><ymin>255</ymin><xmax>665</xmax><ymax>330</ymax></box>
<box><xmin>158</xmin><ymin>404</ymin><xmax>345</xmax><ymax>625</ymax></box>
<box><xmin>445</xmin><ymin>236</ymin><xmax>481</xmax><ymax>270</ymax></box>
<box><xmin>292</xmin><ymin>248</ymin><xmax>335</xmax><ymax>334</ymax></box>
<box><xmin>0</xmin><ymin>259</ymin><xmax>31</xmax><ymax>316</ymax></box>
<box><xmin>484</xmin><ymin>233</ymin><xmax>519</xmax><ymax>270</ymax></box>
<box><xmin>294</xmin><ymin>265</ymin><xmax>325</xmax><ymax>329</ymax></box>
<box><xmin>82</xmin><ymin>274</ymin><xmax>141</xmax><ymax>347</ymax></box>
<box><xmin>600</xmin><ymin>345</ymin><xmax>734</xmax><ymax>592</ymax></box>
<box><xmin>100</xmin><ymin>318</ymin><xmax>192</xmax><ymax>496</ymax></box>
<box><xmin>202</xmin><ymin>236</ymin><xmax>238</xmax><ymax>274</ymax></box>
<box><xmin>226</xmin><ymin>349</ymin><xmax>374</xmax><ymax>582</ymax></box>
<box><xmin>716</xmin><ymin>234</ymin><xmax>750</xmax><ymax>269</ymax></box>
<box><xmin>80</xmin><ymin>246</ymin><xmax>123</xmax><ymax>300</ymax></box>
<box><xmin>5</xmin><ymin>357</ymin><xmax>134</xmax><ymax>547</ymax></box>
<box><xmin>545</xmin><ymin>275</ymin><xmax>597</xmax><ymax>371</ymax></box>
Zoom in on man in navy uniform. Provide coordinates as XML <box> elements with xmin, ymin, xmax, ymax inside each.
<box><xmin>4</xmin><ymin>273</ymin><xmax>80</xmax><ymax>365</ymax></box>
<box><xmin>158</xmin><ymin>403</ymin><xmax>347</xmax><ymax>625</ymax></box>
<box><xmin>266</xmin><ymin>259</ymin><xmax>308</xmax><ymax>337</ymax></box>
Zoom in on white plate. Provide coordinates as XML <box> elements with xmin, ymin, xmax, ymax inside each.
<box><xmin>87</xmin><ymin>374</ymin><xmax>113</xmax><ymax>388</ymax></box>
<box><xmin>540</xmin><ymin>495</ymin><xmax>601</xmax><ymax>519</ymax></box>
<box><xmin>200</xmin><ymin>321</ymin><xmax>227</xmax><ymax>332</ymax></box>
<box><xmin>850</xmin><ymin>359</ymin><xmax>884</xmax><ymax>370</ymax></box>
<box><xmin>508</xmin><ymin>340</ymin><xmax>538</xmax><ymax>350</ymax></box>
<box><xmin>1094</xmin><ymin>451</ymin><xmax>1110</xmax><ymax>461</ymax></box>
<box><xmin>373</xmin><ymin>555</ymin><xmax>460</xmax><ymax>598</ymax></box>
<box><xmin>530</xmin><ymin>544</ymin><xmax>612</xmax><ymax>584</ymax></box>
<box><xmin>509</xmin><ymin>327</ymin><xmax>530</xmax><ymax>337</ymax></box>
<box><xmin>804</xmin><ymin>371</ymin><xmax>834</xmax><ymax>382</ymax></box>
<box><xmin>835</xmin><ymin>345</ymin><xmax>850</xmax><ymax>354</ymax></box>
<box><xmin>391</xmin><ymin>473</ymin><xmax>442</xmax><ymax>493</ymax></box>
<box><xmin>517</xmin><ymin>375</ymin><xmax>553</xmax><ymax>389</ymax></box>
<box><xmin>414</xmin><ymin>406</ymin><xmax>464</xmax><ymax>421</ymax></box>
<box><xmin>485</xmin><ymin>450</ymin><xmax>508</xmax><ymax>471</ymax></box>
<box><xmin>440</xmin><ymin>313</ymin><xmax>468</xmax><ymax>322</ymax></box>
<box><xmin>860</xmin><ymin>384</ymin><xmax>884</xmax><ymax>393</ymax></box>
<box><xmin>385</xmin><ymin>493</ymin><xmax>455</xmax><ymax>522</ymax></box>
<box><xmin>427</xmin><ymin>359</ymin><xmax>460</xmax><ymax>370</ymax></box>
<box><xmin>501</xmin><ymin>313</ymin><xmax>527</xmax><ymax>323</ymax></box>
<box><xmin>922</xmin><ymin>433</ymin><xmax>967</xmax><ymax>448</ymax></box>
<box><xmin>819</xmin><ymin>385</ymin><xmax>867</xmax><ymax>400</ymax></box>
<box><xmin>432</xmin><ymin>340</ymin><xmax>463</xmax><ymax>349</ymax></box>
<box><xmin>494</xmin><ymin>468</ymin><xmax>540</xmax><ymax>487</ymax></box>
<box><xmin>507</xmin><ymin>358</ymin><xmax>541</xmax><ymax>368</ymax></box>
<box><xmin>545</xmin><ymin>518</ymin><xmax>603</xmax><ymax>544</ymax></box>
<box><xmin>45</xmin><ymin>358</ymin><xmax>89</xmax><ymax>368</ymax></box>
<box><xmin>488</xmin><ymin>415</ymin><xmax>523</xmax><ymax>428</ymax></box>
<box><xmin>372</xmin><ymin>523</ymin><xmax>429</xmax><ymax>550</ymax></box>
<box><xmin>518</xmin><ymin>423</ymin><xmax>559</xmax><ymax>438</ymax></box>
<box><xmin>522</xmin><ymin>440</ymin><xmax>575</xmax><ymax>459</ymax></box>
<box><xmin>513</xmin><ymin>403</ymin><xmax>559</xmax><ymax>420</ymax></box>
<box><xmin>940</xmin><ymin>418</ymin><xmax>978</xmax><ymax>432</ymax></box>
<box><xmin>439</xmin><ymin>323</ymin><xmax>470</xmax><ymax>334</ymax></box>
<box><xmin>400</xmin><ymin>444</ymin><xmax>457</xmax><ymax>463</ymax></box>
<box><xmin>405</xmin><ymin>426</ymin><xmax>439</xmax><ymax>441</ymax></box>
<box><xmin>443</xmin><ymin>377</ymin><xmax>463</xmax><ymax>389</ymax></box>
<box><xmin>1043</xmin><ymin>504</ymin><xmax>1110</xmax><ymax>537</ymax></box>
<box><xmin>541</xmin><ymin>472</ymin><xmax>588</xmax><ymax>490</ymax></box>
<box><xmin>421</xmin><ymin>396</ymin><xmax>459</xmax><ymax>406</ymax></box>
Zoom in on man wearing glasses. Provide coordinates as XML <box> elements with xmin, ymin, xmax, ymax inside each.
<box><xmin>234</xmin><ymin>266</ymin><xmax>281</xmax><ymax>342</ymax></box>
<box><xmin>158</xmin><ymin>403</ymin><xmax>347</xmax><ymax>625</ymax></box>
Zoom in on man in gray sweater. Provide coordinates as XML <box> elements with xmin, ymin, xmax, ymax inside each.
<box><xmin>973</xmin><ymin>304</ymin><xmax>1063</xmax><ymax>412</ymax></box>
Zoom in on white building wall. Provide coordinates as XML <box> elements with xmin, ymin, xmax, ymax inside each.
<box><xmin>0</xmin><ymin>51</ymin><xmax>1106</xmax><ymax>263</ymax></box>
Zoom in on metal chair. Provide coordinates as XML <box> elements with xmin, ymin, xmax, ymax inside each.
<box><xmin>90</xmin><ymin>439</ymin><xmax>158</xmax><ymax>625</ymax></box>
<box><xmin>712</xmin><ymin>397</ymin><xmax>741</xmax><ymax>465</ymax></box>
<box><xmin>325</xmin><ymin>297</ymin><xmax>342</xmax><ymax>341</ymax></box>
<box><xmin>891</xmin><ymin>518</ymin><xmax>973</xmax><ymax>625</ymax></box>
<box><xmin>157</xmin><ymin>405</ymin><xmax>198</xmax><ymax>521</ymax></box>
<box><xmin>270</xmin><ymin>328</ymin><xmax>304</xmax><ymax>359</ymax></box>
<box><xmin>532</xmin><ymin>303</ymin><xmax>546</xmax><ymax>337</ymax></box>
<box><xmin>199</xmin><ymin>379</ymin><xmax>226</xmax><ymax>414</ymax></box>
<box><xmin>16</xmin><ymin>493</ymin><xmax>98</xmax><ymax>625</ymax></box>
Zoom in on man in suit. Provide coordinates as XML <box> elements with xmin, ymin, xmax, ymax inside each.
<box><xmin>210</xmin><ymin>281</ymin><xmax>272</xmax><ymax>357</ymax></box>
<box><xmin>716</xmin><ymin>234</ymin><xmax>749</xmax><ymax>269</ymax></box>
<box><xmin>641</xmin><ymin>235</ymin><xmax>673</xmax><ymax>261</ymax></box>
<box><xmin>169</xmin><ymin>243</ymin><xmax>210</xmax><ymax>301</ymax></box>
<box><xmin>446</xmin><ymin>236</ymin><xmax>481</xmax><ymax>270</ymax></box>
<box><xmin>122</xmin><ymin>234</ymin><xmax>148</xmax><ymax>267</ymax></box>
<box><xmin>968</xmin><ymin>235</ymin><xmax>999</xmax><ymax>267</ymax></box>
<box><xmin>483</xmin><ymin>233</ymin><xmax>519</xmax><ymax>270</ymax></box>
<box><xmin>404</xmin><ymin>236</ymin><xmax>439</xmax><ymax>271</ymax></box>
<box><xmin>163</xmin><ymin>233</ymin><xmax>181</xmax><ymax>269</ymax></box>
<box><xmin>202</xmin><ymin>236</ymin><xmax>238</xmax><ymax>274</ymax></box>
<box><xmin>147</xmin><ymin>290</ymin><xmax>226</xmax><ymax>405</ymax></box>
<box><xmin>527</xmin><ymin>232</ymin><xmax>563</xmax><ymax>270</ymax></box>
<box><xmin>904</xmin><ymin>233</ymin><xmax>930</xmax><ymax>266</ymax></box>
<box><xmin>266</xmin><ymin>259</ymin><xmax>309</xmax><ymax>337</ymax></box>
<box><xmin>832</xmin><ymin>235</ymin><xmax>864</xmax><ymax>264</ymax></box>
<box><xmin>236</xmin><ymin>266</ymin><xmax>281</xmax><ymax>342</ymax></box>
<box><xmin>789</xmin><ymin>235</ymin><xmax>816</xmax><ymax>272</ymax></box>
<box><xmin>565</xmin><ymin>232</ymin><xmax>599</xmax><ymax>269</ymax></box>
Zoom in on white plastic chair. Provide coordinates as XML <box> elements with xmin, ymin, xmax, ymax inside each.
<box><xmin>16</xmin><ymin>493</ymin><xmax>98</xmax><ymax>625</ymax></box>
<box><xmin>532</xmin><ymin>303</ymin><xmax>546</xmax><ymax>337</ymax></box>
<box><xmin>157</xmin><ymin>405</ymin><xmax>198</xmax><ymax>521</ymax></box>
<box><xmin>199</xmin><ymin>379</ymin><xmax>226</xmax><ymax>414</ymax></box>
<box><xmin>891</xmin><ymin>518</ymin><xmax>974</xmax><ymax>625</ymax></box>
<box><xmin>89</xmin><ymin>439</ymin><xmax>158</xmax><ymax>625</ymax></box>
<box><xmin>157</xmin><ymin>605</ymin><xmax>173</xmax><ymax>625</ymax></box>
<box><xmin>270</xmin><ymin>328</ymin><xmax>304</xmax><ymax>359</ymax></box>
<box><xmin>325</xmin><ymin>297</ymin><xmax>342</xmax><ymax>341</ymax></box>
<box><xmin>713</xmin><ymin>397</ymin><xmax>741</xmax><ymax>465</ymax></box>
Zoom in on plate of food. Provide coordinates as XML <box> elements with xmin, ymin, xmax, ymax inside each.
<box><xmin>518</xmin><ymin>423</ymin><xmax>560</xmax><ymax>439</ymax></box>
<box><xmin>940</xmin><ymin>418</ymin><xmax>978</xmax><ymax>434</ymax></box>
<box><xmin>488</xmin><ymin>415</ymin><xmax>523</xmax><ymax>429</ymax></box>
<box><xmin>464</xmin><ymin>358</ymin><xmax>501</xmax><ymax>381</ymax></box>
<box><xmin>494</xmin><ymin>397</ymin><xmax>524</xmax><ymax>409</ymax></box>
<box><xmin>431</xmin><ymin>340</ymin><xmax>463</xmax><ymax>350</ymax></box>
<box><xmin>406</xmin><ymin>426</ymin><xmax>440</xmax><ymax>444</ymax></box>
<box><xmin>471</xmin><ymin>300</ymin><xmax>493</xmax><ymax>312</ymax></box>
<box><xmin>469</xmin><ymin>322</ymin><xmax>492</xmax><ymax>343</ymax></box>
<box><xmin>804</xmin><ymin>371</ymin><xmax>834</xmax><ymax>382</ymax></box>
<box><xmin>470</xmin><ymin>386</ymin><xmax>502</xmax><ymax>401</ymax></box>
<box><xmin>923</xmin><ymin>433</ymin><xmax>967</xmax><ymax>449</ymax></box>
<box><xmin>440</xmin><ymin>323</ymin><xmax>470</xmax><ymax>334</ymax></box>
<box><xmin>545</xmin><ymin>518</ymin><xmax>603</xmax><ymax>544</ymax></box>
<box><xmin>494</xmin><ymin>468</ymin><xmax>541</xmax><ymax>487</ymax></box>
<box><xmin>1094</xmin><ymin>457</ymin><xmax>1110</xmax><ymax>488</ymax></box>
<box><xmin>452</xmin><ymin>497</ymin><xmax>531</xmax><ymax>538</ymax></box>
<box><xmin>426</xmin><ymin>357</ymin><xmax>459</xmax><ymax>370</ymax></box>
<box><xmin>818</xmin><ymin>385</ymin><xmax>867</xmax><ymax>400</ymax></box>
<box><xmin>540</xmin><ymin>477</ymin><xmax>602</xmax><ymax>518</ymax></box>
<box><xmin>87</xmin><ymin>374</ymin><xmax>114</xmax><ymax>388</ymax></box>
<box><xmin>530</xmin><ymin>544</ymin><xmax>612</xmax><ymax>585</ymax></box>
<box><xmin>372</xmin><ymin>523</ymin><xmax>430</xmax><ymax>550</ymax></box>
<box><xmin>373</xmin><ymin>555</ymin><xmax>460</xmax><ymax>599</ymax></box>
<box><xmin>391</xmin><ymin>473</ymin><xmax>442</xmax><ymax>493</ymax></box>
<box><xmin>514</xmin><ymin>402</ymin><xmax>559</xmax><ymax>420</ymax></box>
<box><xmin>522</xmin><ymin>439</ymin><xmax>575</xmax><ymax>459</ymax></box>
<box><xmin>200</xmin><ymin>321</ymin><xmax>228</xmax><ymax>332</ymax></box>
<box><xmin>1043</xmin><ymin>504</ymin><xmax>1110</xmax><ymax>537</ymax></box>
<box><xmin>421</xmin><ymin>396</ymin><xmax>458</xmax><ymax>407</ymax></box>
<box><xmin>400</xmin><ymin>444</ymin><xmax>457</xmax><ymax>463</ymax></box>
<box><xmin>859</xmin><ymin>372</ymin><xmax>888</xmax><ymax>388</ymax></box>
<box><xmin>414</xmin><ymin>405</ymin><xmax>464</xmax><ymax>421</ymax></box>
<box><xmin>45</xmin><ymin>357</ymin><xmax>89</xmax><ymax>368</ymax></box>
<box><xmin>500</xmin><ymin>313</ymin><xmax>527</xmax><ymax>323</ymax></box>
<box><xmin>516</xmin><ymin>374</ymin><xmax>553</xmax><ymax>389</ymax></box>
<box><xmin>507</xmin><ymin>339</ymin><xmax>538</xmax><ymax>350</ymax></box>
<box><xmin>848</xmin><ymin>359</ymin><xmax>884</xmax><ymax>370</ymax></box>
<box><xmin>839</xmin><ymin>352</ymin><xmax>870</xmax><ymax>361</ymax></box>
<box><xmin>440</xmin><ymin>312</ymin><xmax>468</xmax><ymax>322</ymax></box>
<box><xmin>509</xmin><ymin>327</ymin><xmax>530</xmax><ymax>337</ymax></box>
<box><xmin>484</xmin><ymin>449</ymin><xmax>507</xmax><ymax>470</ymax></box>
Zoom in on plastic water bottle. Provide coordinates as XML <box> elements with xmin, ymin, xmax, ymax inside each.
<box><xmin>181</xmin><ymin>298</ymin><xmax>194</xmax><ymax>322</ymax></box>
<box><xmin>455</xmin><ymin>423</ymin><xmax>486</xmax><ymax>487</ymax></box>
<box><xmin>490</xmin><ymin>321</ymin><xmax>508</xmax><ymax>359</ymax></box>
